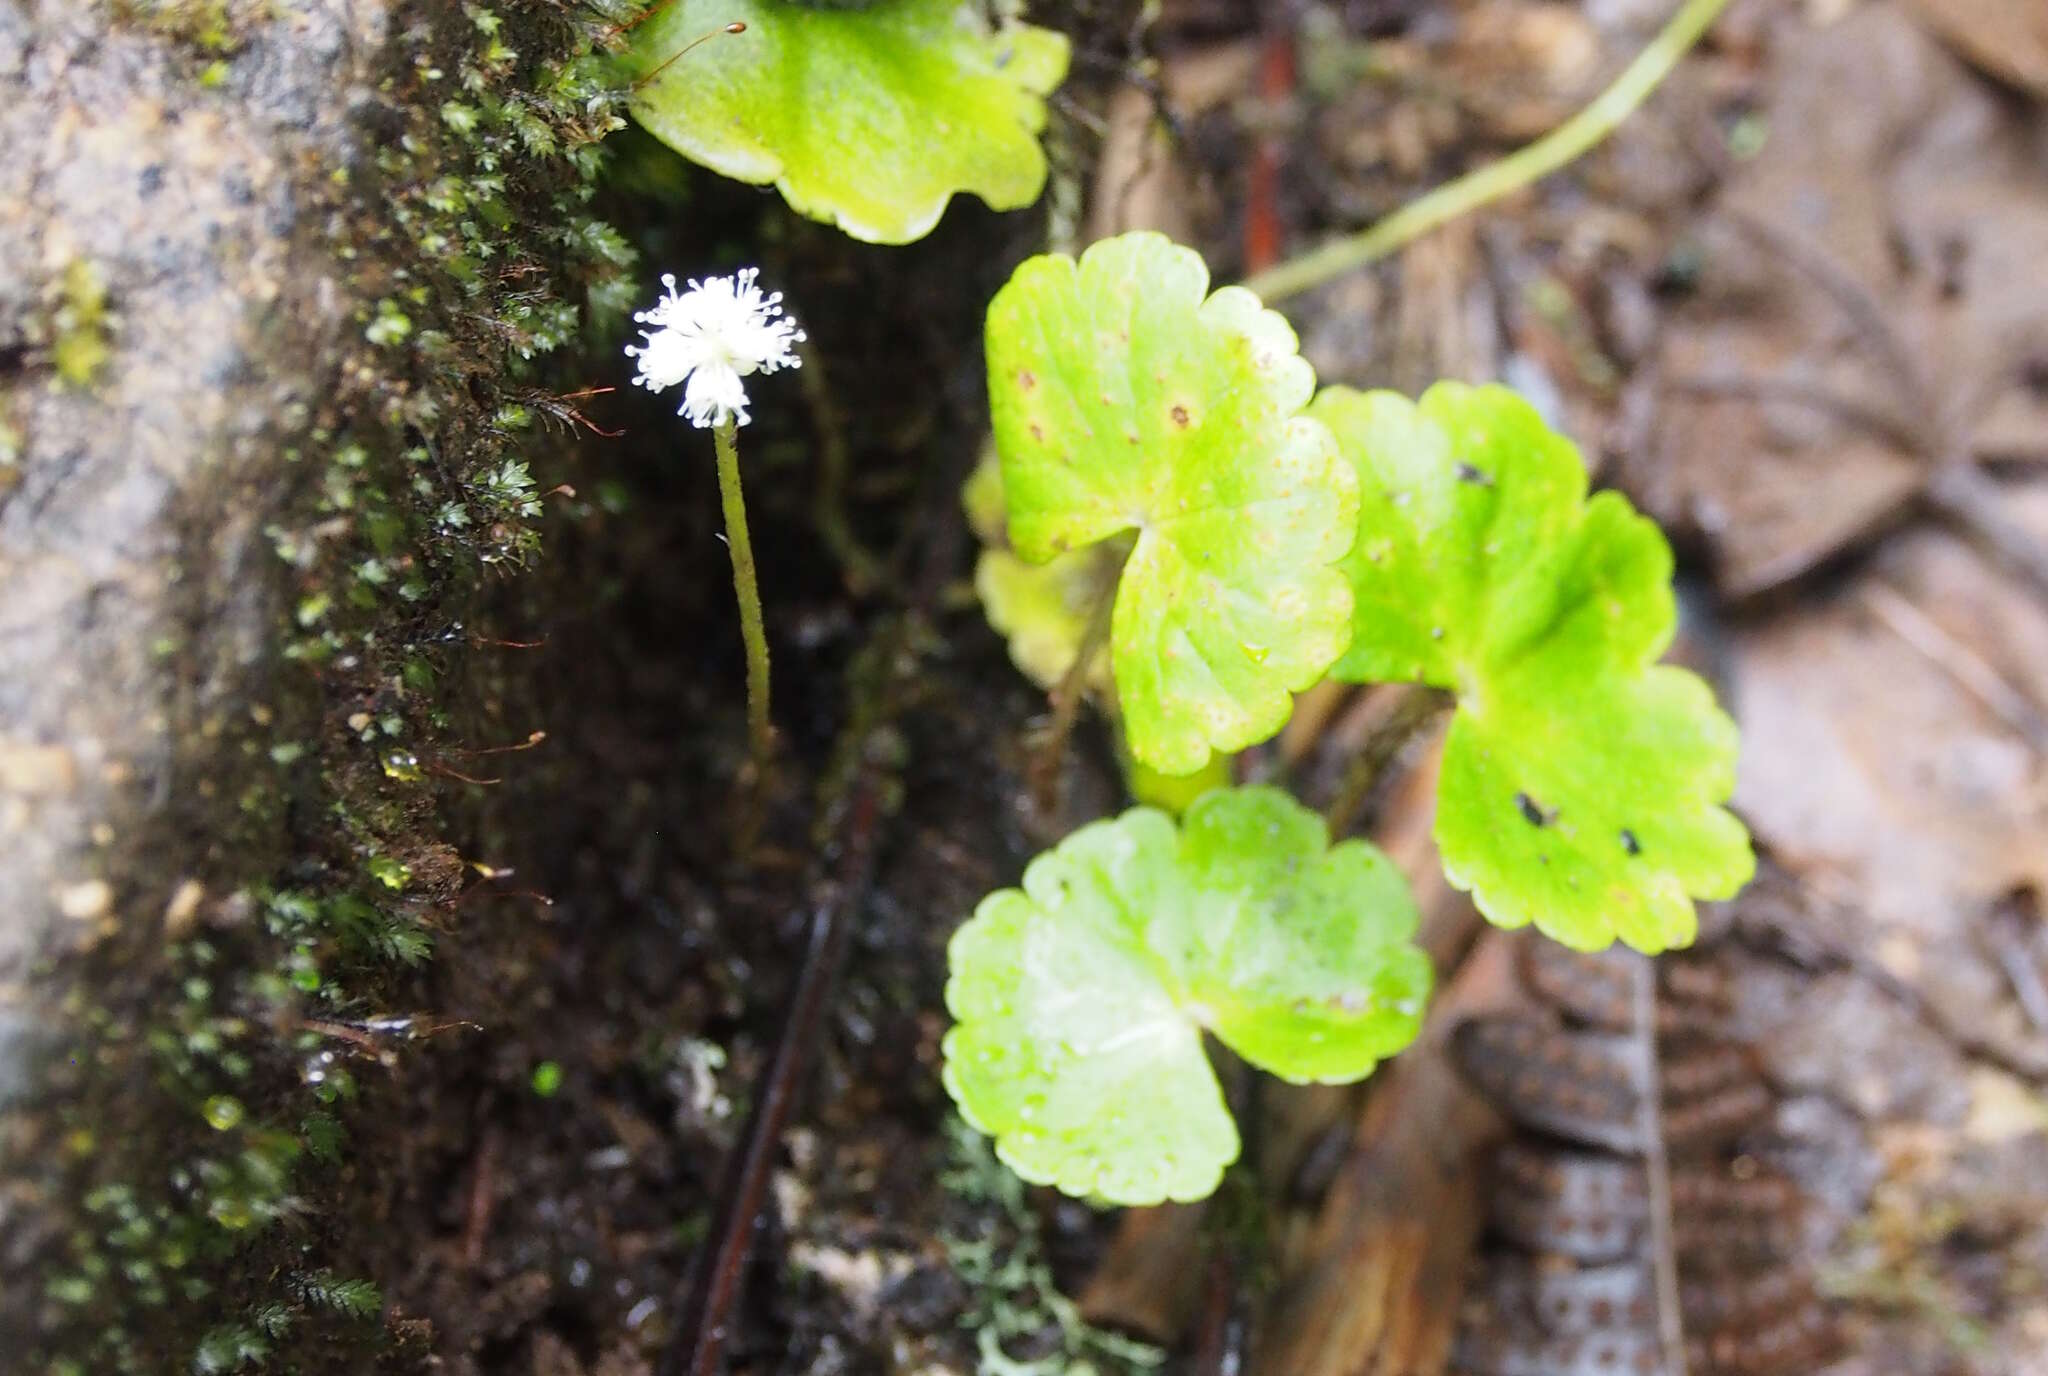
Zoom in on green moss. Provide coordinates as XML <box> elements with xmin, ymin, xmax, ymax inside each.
<box><xmin>114</xmin><ymin>0</ymin><xmax>275</xmax><ymax>55</ymax></box>
<box><xmin>51</xmin><ymin>259</ymin><xmax>111</xmax><ymax>389</ymax></box>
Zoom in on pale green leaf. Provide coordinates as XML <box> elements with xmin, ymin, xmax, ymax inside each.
<box><xmin>627</xmin><ymin>0</ymin><xmax>1069</xmax><ymax>244</ymax></box>
<box><xmin>943</xmin><ymin>787</ymin><xmax>1430</xmax><ymax>1205</ymax></box>
<box><xmin>964</xmin><ymin>450</ymin><xmax>1117</xmax><ymax>693</ymax></box>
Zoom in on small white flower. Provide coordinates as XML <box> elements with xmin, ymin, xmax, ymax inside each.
<box><xmin>625</xmin><ymin>268</ymin><xmax>806</xmax><ymax>429</ymax></box>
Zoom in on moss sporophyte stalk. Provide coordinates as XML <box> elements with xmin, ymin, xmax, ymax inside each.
<box><xmin>625</xmin><ymin>268</ymin><xmax>804</xmax><ymax>782</ymax></box>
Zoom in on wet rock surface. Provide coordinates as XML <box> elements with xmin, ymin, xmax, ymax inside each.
<box><xmin>0</xmin><ymin>0</ymin><xmax>380</xmax><ymax>1091</ymax></box>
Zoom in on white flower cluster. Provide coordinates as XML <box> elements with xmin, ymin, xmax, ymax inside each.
<box><xmin>625</xmin><ymin>267</ymin><xmax>805</xmax><ymax>429</ymax></box>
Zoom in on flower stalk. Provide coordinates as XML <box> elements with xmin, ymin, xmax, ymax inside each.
<box><xmin>625</xmin><ymin>265</ymin><xmax>805</xmax><ymax>787</ymax></box>
<box><xmin>712</xmin><ymin>418</ymin><xmax>774</xmax><ymax>775</ymax></box>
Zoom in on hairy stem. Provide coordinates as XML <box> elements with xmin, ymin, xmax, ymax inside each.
<box><xmin>1244</xmin><ymin>0</ymin><xmax>1733</xmax><ymax>303</ymax></box>
<box><xmin>713</xmin><ymin>419</ymin><xmax>774</xmax><ymax>776</ymax></box>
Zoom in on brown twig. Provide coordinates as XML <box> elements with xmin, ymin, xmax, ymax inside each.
<box><xmin>1662</xmin><ymin>371</ymin><xmax>1924</xmax><ymax>455</ymax></box>
<box><xmin>1028</xmin><ymin>579</ymin><xmax>1118</xmax><ymax>812</ymax></box>
<box><xmin>1924</xmin><ymin>464</ymin><xmax>2048</xmax><ymax>606</ymax></box>
<box><xmin>1862</xmin><ymin>580</ymin><xmax>2048</xmax><ymax>754</ymax></box>
<box><xmin>662</xmin><ymin>776</ymin><xmax>887</xmax><ymax>1376</ymax></box>
<box><xmin>1631</xmin><ymin>955</ymin><xmax>1689</xmax><ymax>1376</ymax></box>
<box><xmin>1987</xmin><ymin>894</ymin><xmax>2048</xmax><ymax>1037</ymax></box>
<box><xmin>463</xmin><ymin>1126</ymin><xmax>500</xmax><ymax>1268</ymax></box>
<box><xmin>1243</xmin><ymin>7</ymin><xmax>1298</xmax><ymax>275</ymax></box>
<box><xmin>1320</xmin><ymin>686</ymin><xmax>1451</xmax><ymax>838</ymax></box>
<box><xmin>1190</xmin><ymin>1251</ymin><xmax>1251</xmax><ymax>1376</ymax></box>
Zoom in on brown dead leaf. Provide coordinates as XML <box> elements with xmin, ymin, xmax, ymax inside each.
<box><xmin>1647</xmin><ymin>2</ymin><xmax>2048</xmax><ymax>598</ymax></box>
<box><xmin>1906</xmin><ymin>0</ymin><xmax>2048</xmax><ymax>99</ymax></box>
<box><xmin>1732</xmin><ymin>528</ymin><xmax>2048</xmax><ymax>939</ymax></box>
<box><xmin>1447</xmin><ymin>1</ymin><xmax>1603</xmax><ymax>139</ymax></box>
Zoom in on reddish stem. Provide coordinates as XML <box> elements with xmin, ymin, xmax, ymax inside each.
<box><xmin>1244</xmin><ymin>16</ymin><xmax>1298</xmax><ymax>274</ymax></box>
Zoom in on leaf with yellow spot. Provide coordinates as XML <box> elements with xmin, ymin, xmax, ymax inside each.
<box><xmin>985</xmin><ymin>232</ymin><xmax>1359</xmax><ymax>775</ymax></box>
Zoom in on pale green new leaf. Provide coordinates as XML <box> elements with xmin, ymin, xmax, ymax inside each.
<box><xmin>943</xmin><ymin>787</ymin><xmax>1431</xmax><ymax>1205</ymax></box>
<box><xmin>963</xmin><ymin>450</ymin><xmax>1118</xmax><ymax>693</ymax></box>
<box><xmin>986</xmin><ymin>232</ymin><xmax>1359</xmax><ymax>775</ymax></box>
<box><xmin>1312</xmin><ymin>382</ymin><xmax>1753</xmax><ymax>953</ymax></box>
<box><xmin>628</xmin><ymin>0</ymin><xmax>1069</xmax><ymax>245</ymax></box>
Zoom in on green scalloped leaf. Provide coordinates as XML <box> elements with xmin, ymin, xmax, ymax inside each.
<box><xmin>1439</xmin><ymin>665</ymin><xmax>1750</xmax><ymax>952</ymax></box>
<box><xmin>943</xmin><ymin>786</ymin><xmax>1431</xmax><ymax>1205</ymax></box>
<box><xmin>627</xmin><ymin>0</ymin><xmax>1070</xmax><ymax>245</ymax></box>
<box><xmin>1311</xmin><ymin>382</ymin><xmax>1753</xmax><ymax>953</ymax></box>
<box><xmin>986</xmin><ymin>232</ymin><xmax>1359</xmax><ymax>776</ymax></box>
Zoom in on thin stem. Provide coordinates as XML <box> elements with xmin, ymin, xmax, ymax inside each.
<box><xmin>1029</xmin><ymin>571</ymin><xmax>1120</xmax><ymax>812</ymax></box>
<box><xmin>1243</xmin><ymin>0</ymin><xmax>1733</xmax><ymax>303</ymax></box>
<box><xmin>1320</xmin><ymin>685</ymin><xmax>1451</xmax><ymax>838</ymax></box>
<box><xmin>798</xmin><ymin>342</ymin><xmax>884</xmax><ymax>595</ymax></box>
<box><xmin>713</xmin><ymin>419</ymin><xmax>774</xmax><ymax>776</ymax></box>
<box><xmin>1632</xmin><ymin>955</ymin><xmax>1689</xmax><ymax>1376</ymax></box>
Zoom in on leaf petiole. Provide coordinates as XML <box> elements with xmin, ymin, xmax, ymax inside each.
<box><xmin>1030</xmin><ymin>563</ymin><xmax>1122</xmax><ymax>810</ymax></box>
<box><xmin>1243</xmin><ymin>0</ymin><xmax>1734</xmax><ymax>302</ymax></box>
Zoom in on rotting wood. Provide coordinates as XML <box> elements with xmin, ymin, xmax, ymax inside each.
<box><xmin>1255</xmin><ymin>931</ymin><xmax>1519</xmax><ymax>1376</ymax></box>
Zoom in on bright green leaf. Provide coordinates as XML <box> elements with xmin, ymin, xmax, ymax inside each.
<box><xmin>986</xmin><ymin>232</ymin><xmax>1359</xmax><ymax>776</ymax></box>
<box><xmin>1438</xmin><ymin>665</ymin><xmax>1749</xmax><ymax>952</ymax></box>
<box><xmin>943</xmin><ymin>786</ymin><xmax>1431</xmax><ymax>1205</ymax></box>
<box><xmin>627</xmin><ymin>1</ymin><xmax>1069</xmax><ymax>245</ymax></box>
<box><xmin>1312</xmin><ymin>381</ymin><xmax>1753</xmax><ymax>953</ymax></box>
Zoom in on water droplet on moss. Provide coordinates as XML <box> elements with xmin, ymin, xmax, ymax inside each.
<box><xmin>202</xmin><ymin>1096</ymin><xmax>245</xmax><ymax>1131</ymax></box>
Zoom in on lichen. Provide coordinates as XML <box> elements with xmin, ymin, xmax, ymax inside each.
<box><xmin>941</xmin><ymin>1118</ymin><xmax>1166</xmax><ymax>1376</ymax></box>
